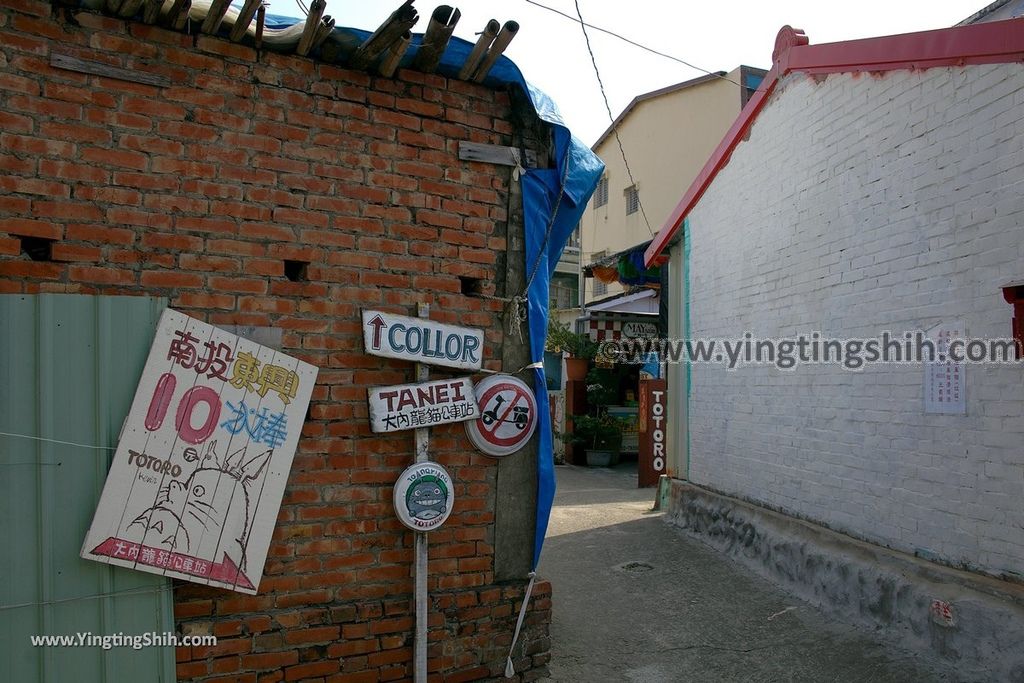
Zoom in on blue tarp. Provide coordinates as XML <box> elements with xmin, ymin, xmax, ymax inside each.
<box><xmin>430</xmin><ymin>39</ymin><xmax>605</xmax><ymax>571</ymax></box>
<box><xmin>242</xmin><ymin>11</ymin><xmax>606</xmax><ymax>571</ymax></box>
<box><xmin>434</xmin><ymin>36</ymin><xmax>604</xmax><ymax>570</ymax></box>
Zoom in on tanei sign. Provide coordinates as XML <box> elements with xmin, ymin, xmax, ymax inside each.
<box><xmin>368</xmin><ymin>377</ymin><xmax>479</xmax><ymax>433</ymax></box>
<box><xmin>362</xmin><ymin>309</ymin><xmax>484</xmax><ymax>371</ymax></box>
<box><xmin>81</xmin><ymin>309</ymin><xmax>318</xmax><ymax>594</ymax></box>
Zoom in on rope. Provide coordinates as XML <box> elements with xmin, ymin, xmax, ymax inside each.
<box><xmin>506</xmin><ymin>156</ymin><xmax>570</xmax><ymax>342</ymax></box>
<box><xmin>504</xmin><ymin>572</ymin><xmax>538</xmax><ymax>678</ymax></box>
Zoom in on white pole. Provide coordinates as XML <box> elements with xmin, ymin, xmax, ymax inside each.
<box><xmin>414</xmin><ymin>303</ymin><xmax>430</xmax><ymax>683</ymax></box>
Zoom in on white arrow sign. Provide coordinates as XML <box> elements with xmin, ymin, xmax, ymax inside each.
<box><xmin>362</xmin><ymin>309</ymin><xmax>484</xmax><ymax>371</ymax></box>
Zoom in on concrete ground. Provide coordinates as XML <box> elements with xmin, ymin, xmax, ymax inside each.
<box><xmin>538</xmin><ymin>463</ymin><xmax>951</xmax><ymax>683</ymax></box>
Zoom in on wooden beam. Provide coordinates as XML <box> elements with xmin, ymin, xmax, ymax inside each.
<box><xmin>458</xmin><ymin>141</ymin><xmax>537</xmax><ymax>169</ymax></box>
<box><xmin>50</xmin><ymin>53</ymin><xmax>170</xmax><ymax>88</ymax></box>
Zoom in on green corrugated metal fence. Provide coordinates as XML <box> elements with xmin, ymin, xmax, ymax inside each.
<box><xmin>1</xmin><ymin>294</ymin><xmax>176</xmax><ymax>683</ymax></box>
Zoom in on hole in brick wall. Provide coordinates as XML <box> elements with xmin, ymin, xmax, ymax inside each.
<box><xmin>284</xmin><ymin>260</ymin><xmax>309</xmax><ymax>282</ymax></box>
<box><xmin>460</xmin><ymin>276</ymin><xmax>484</xmax><ymax>296</ymax></box>
<box><xmin>21</xmin><ymin>236</ymin><xmax>54</xmax><ymax>262</ymax></box>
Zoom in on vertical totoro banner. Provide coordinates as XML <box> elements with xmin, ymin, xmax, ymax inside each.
<box><xmin>81</xmin><ymin>309</ymin><xmax>318</xmax><ymax>594</ymax></box>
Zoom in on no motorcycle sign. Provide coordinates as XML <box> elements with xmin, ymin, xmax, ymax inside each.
<box><xmin>465</xmin><ymin>375</ymin><xmax>538</xmax><ymax>458</ymax></box>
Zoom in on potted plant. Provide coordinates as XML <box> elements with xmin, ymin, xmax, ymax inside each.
<box><xmin>566</xmin><ymin>366</ymin><xmax>629</xmax><ymax>466</ymax></box>
<box><xmin>545</xmin><ymin>320</ymin><xmax>597</xmax><ymax>381</ymax></box>
<box><xmin>569</xmin><ymin>411</ymin><xmax>630</xmax><ymax>467</ymax></box>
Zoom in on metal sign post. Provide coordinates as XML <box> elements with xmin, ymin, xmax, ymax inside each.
<box><xmin>414</xmin><ymin>303</ymin><xmax>429</xmax><ymax>683</ymax></box>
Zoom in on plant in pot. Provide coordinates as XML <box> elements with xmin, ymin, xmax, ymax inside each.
<box><xmin>567</xmin><ymin>366</ymin><xmax>628</xmax><ymax>467</ymax></box>
<box><xmin>545</xmin><ymin>320</ymin><xmax>597</xmax><ymax>382</ymax></box>
<box><xmin>569</xmin><ymin>411</ymin><xmax>629</xmax><ymax>467</ymax></box>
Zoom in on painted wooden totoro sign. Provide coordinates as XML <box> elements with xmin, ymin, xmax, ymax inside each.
<box><xmin>80</xmin><ymin>309</ymin><xmax>318</xmax><ymax>594</ymax></box>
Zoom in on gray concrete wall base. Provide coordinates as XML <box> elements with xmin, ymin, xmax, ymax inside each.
<box><xmin>665</xmin><ymin>480</ymin><xmax>1024</xmax><ymax>682</ymax></box>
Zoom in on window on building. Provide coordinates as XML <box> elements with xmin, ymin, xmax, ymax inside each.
<box><xmin>593</xmin><ymin>176</ymin><xmax>608</xmax><ymax>208</ymax></box>
<box><xmin>625</xmin><ymin>185</ymin><xmax>639</xmax><ymax>215</ymax></box>
<box><xmin>550</xmin><ymin>275</ymin><xmax>579</xmax><ymax>310</ymax></box>
<box><xmin>566</xmin><ymin>224</ymin><xmax>581</xmax><ymax>250</ymax></box>
<box><xmin>590</xmin><ymin>249</ymin><xmax>608</xmax><ymax>298</ymax></box>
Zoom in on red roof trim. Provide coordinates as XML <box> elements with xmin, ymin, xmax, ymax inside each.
<box><xmin>644</xmin><ymin>18</ymin><xmax>1024</xmax><ymax>266</ymax></box>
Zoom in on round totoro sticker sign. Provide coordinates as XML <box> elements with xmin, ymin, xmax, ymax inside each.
<box><xmin>393</xmin><ymin>462</ymin><xmax>455</xmax><ymax>531</ymax></box>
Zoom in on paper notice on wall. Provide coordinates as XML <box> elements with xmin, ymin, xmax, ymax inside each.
<box><xmin>923</xmin><ymin>321</ymin><xmax>965</xmax><ymax>415</ymax></box>
<box><xmin>81</xmin><ymin>309</ymin><xmax>318</xmax><ymax>594</ymax></box>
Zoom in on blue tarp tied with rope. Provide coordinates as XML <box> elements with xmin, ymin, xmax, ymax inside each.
<box><xmin>518</xmin><ymin>100</ymin><xmax>604</xmax><ymax>568</ymax></box>
<box><xmin>227</xmin><ymin>9</ymin><xmax>606</xmax><ymax>571</ymax></box>
<box><xmin>424</xmin><ymin>33</ymin><xmax>604</xmax><ymax>570</ymax></box>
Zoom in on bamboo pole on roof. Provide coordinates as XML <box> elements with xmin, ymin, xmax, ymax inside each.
<box><xmin>457</xmin><ymin>19</ymin><xmax>499</xmax><ymax>81</ymax></box>
<box><xmin>142</xmin><ymin>0</ymin><xmax>162</xmax><ymax>24</ymax></box>
<box><xmin>116</xmin><ymin>0</ymin><xmax>145</xmax><ymax>18</ymax></box>
<box><xmin>295</xmin><ymin>0</ymin><xmax>327</xmax><ymax>57</ymax></box>
<box><xmin>309</xmin><ymin>15</ymin><xmax>336</xmax><ymax>56</ymax></box>
<box><xmin>379</xmin><ymin>31</ymin><xmax>412</xmax><ymax>78</ymax></box>
<box><xmin>412</xmin><ymin>5</ymin><xmax>460</xmax><ymax>74</ymax></box>
<box><xmin>349</xmin><ymin>0</ymin><xmax>419</xmax><ymax>71</ymax></box>
<box><xmin>168</xmin><ymin>0</ymin><xmax>191</xmax><ymax>30</ymax></box>
<box><xmin>229</xmin><ymin>0</ymin><xmax>264</xmax><ymax>43</ymax></box>
<box><xmin>200</xmin><ymin>0</ymin><xmax>233</xmax><ymax>34</ymax></box>
<box><xmin>472</xmin><ymin>21</ymin><xmax>519</xmax><ymax>83</ymax></box>
<box><xmin>254</xmin><ymin>4</ymin><xmax>266</xmax><ymax>49</ymax></box>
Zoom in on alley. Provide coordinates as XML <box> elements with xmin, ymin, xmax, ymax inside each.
<box><xmin>540</xmin><ymin>465</ymin><xmax>951</xmax><ymax>682</ymax></box>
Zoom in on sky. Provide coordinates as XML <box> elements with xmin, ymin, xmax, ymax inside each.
<box><xmin>269</xmin><ymin>0</ymin><xmax>986</xmax><ymax>146</ymax></box>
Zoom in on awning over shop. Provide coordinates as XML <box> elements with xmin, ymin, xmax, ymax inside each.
<box><xmin>584</xmin><ymin>241</ymin><xmax>662</xmax><ymax>286</ymax></box>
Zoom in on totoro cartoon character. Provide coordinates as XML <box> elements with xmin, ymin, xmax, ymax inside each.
<box><xmin>128</xmin><ymin>442</ymin><xmax>271</xmax><ymax>571</ymax></box>
<box><xmin>405</xmin><ymin>475</ymin><xmax>448</xmax><ymax>520</ymax></box>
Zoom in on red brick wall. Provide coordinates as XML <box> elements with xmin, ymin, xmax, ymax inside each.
<box><xmin>0</xmin><ymin>2</ymin><xmax>551</xmax><ymax>681</ymax></box>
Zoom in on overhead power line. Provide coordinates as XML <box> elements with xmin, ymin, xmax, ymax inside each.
<box><xmin>572</xmin><ymin>0</ymin><xmax>654</xmax><ymax>237</ymax></box>
<box><xmin>525</xmin><ymin>0</ymin><xmax>741</xmax><ymax>87</ymax></box>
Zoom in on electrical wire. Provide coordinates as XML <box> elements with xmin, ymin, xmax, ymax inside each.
<box><xmin>525</xmin><ymin>0</ymin><xmax>741</xmax><ymax>87</ymax></box>
<box><xmin>573</xmin><ymin>0</ymin><xmax>655</xmax><ymax>238</ymax></box>
<box><xmin>0</xmin><ymin>584</ymin><xmax>175</xmax><ymax>612</ymax></box>
<box><xmin>0</xmin><ymin>430</ymin><xmax>115</xmax><ymax>451</ymax></box>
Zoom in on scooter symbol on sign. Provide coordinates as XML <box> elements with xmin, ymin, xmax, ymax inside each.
<box><xmin>481</xmin><ymin>394</ymin><xmax>529</xmax><ymax>430</ymax></box>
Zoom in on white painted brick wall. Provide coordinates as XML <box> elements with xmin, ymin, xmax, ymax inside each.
<box><xmin>682</xmin><ymin>64</ymin><xmax>1024</xmax><ymax>577</ymax></box>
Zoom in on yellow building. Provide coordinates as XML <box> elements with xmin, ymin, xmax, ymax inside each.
<box><xmin>551</xmin><ymin>66</ymin><xmax>766</xmax><ymax>327</ymax></box>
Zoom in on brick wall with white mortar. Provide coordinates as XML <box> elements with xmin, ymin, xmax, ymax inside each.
<box><xmin>680</xmin><ymin>64</ymin><xmax>1024</xmax><ymax>578</ymax></box>
<box><xmin>0</xmin><ymin>3</ymin><xmax>553</xmax><ymax>680</ymax></box>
